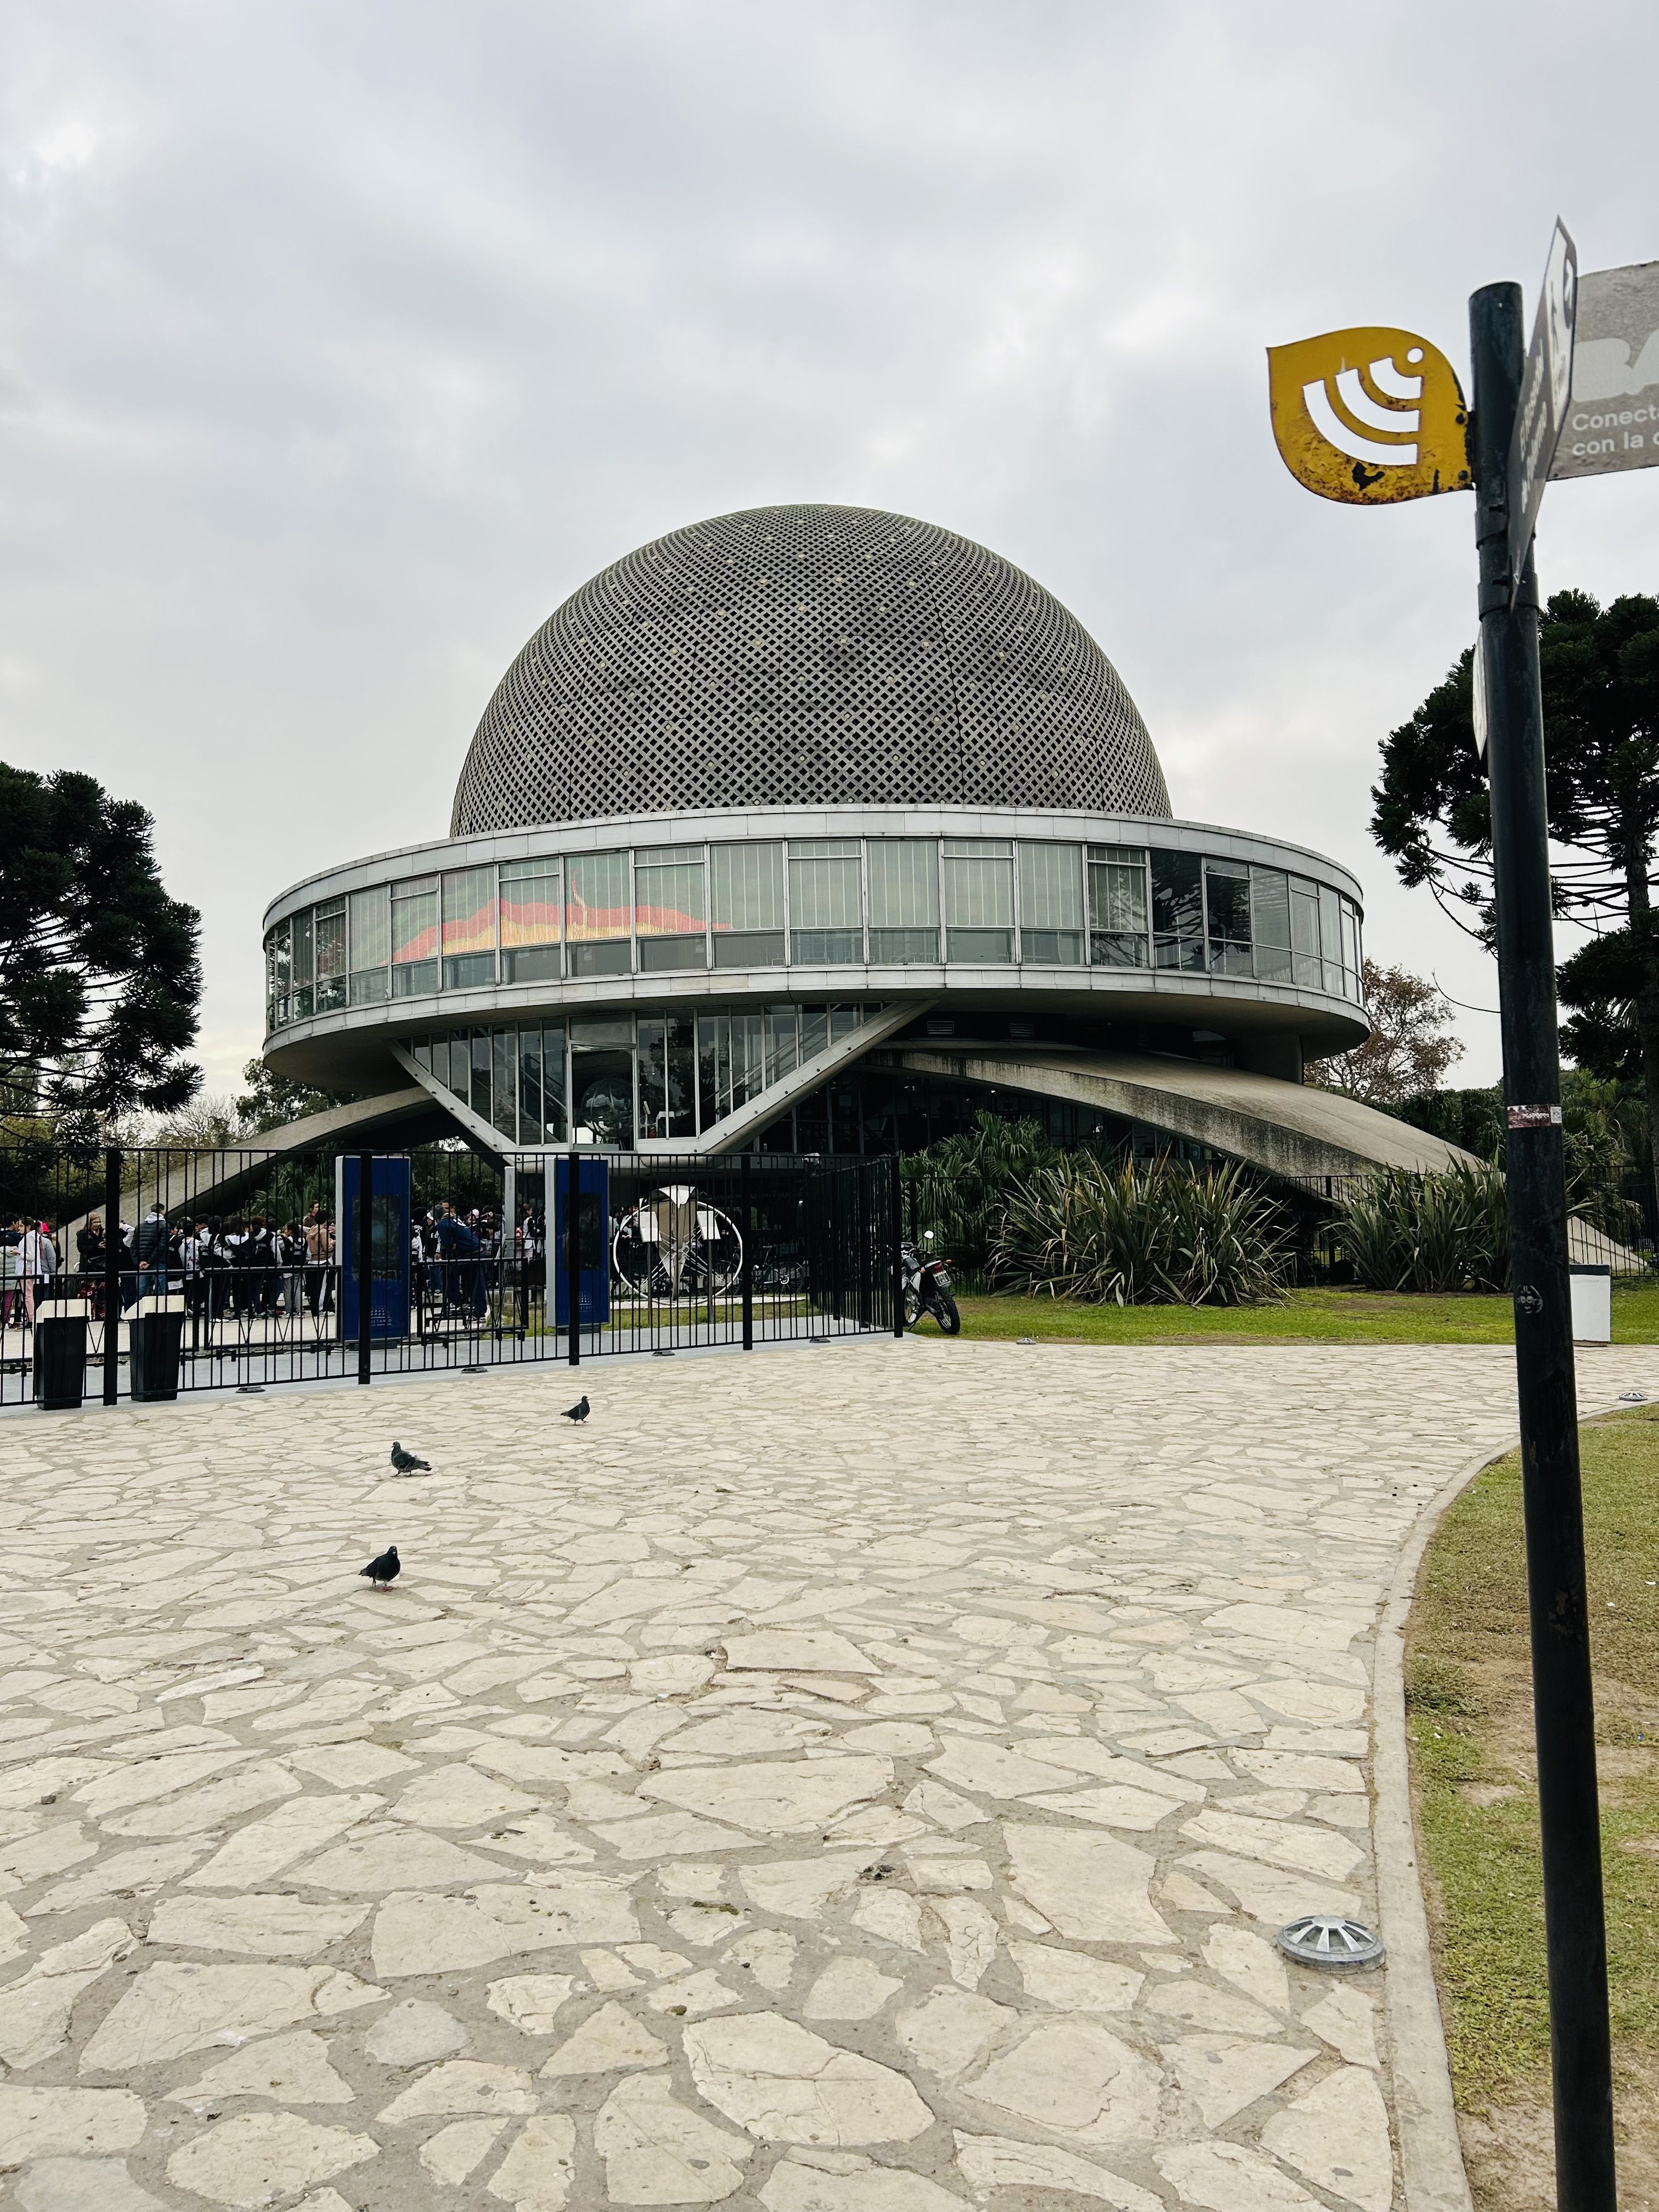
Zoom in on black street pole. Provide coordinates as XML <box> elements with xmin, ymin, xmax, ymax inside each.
<box><xmin>357</xmin><ymin>1151</ymin><xmax>374</xmax><ymax>1386</ymax></box>
<box><xmin>567</xmin><ymin>1150</ymin><xmax>580</xmax><ymax>1368</ymax></box>
<box><xmin>1470</xmin><ymin>280</ymin><xmax>1617</xmax><ymax>2212</ymax></box>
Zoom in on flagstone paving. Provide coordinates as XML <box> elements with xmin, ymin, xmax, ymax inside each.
<box><xmin>0</xmin><ymin>1338</ymin><xmax>1651</xmax><ymax>2211</ymax></box>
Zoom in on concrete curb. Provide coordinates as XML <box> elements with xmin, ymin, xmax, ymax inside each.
<box><xmin>1373</xmin><ymin>1441</ymin><xmax>1488</xmax><ymax>2212</ymax></box>
<box><xmin>1372</xmin><ymin>1374</ymin><xmax>1640</xmax><ymax>2212</ymax></box>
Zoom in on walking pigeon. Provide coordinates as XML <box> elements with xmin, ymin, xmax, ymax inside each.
<box><xmin>390</xmin><ymin>1442</ymin><xmax>430</xmax><ymax>1474</ymax></box>
<box><xmin>360</xmin><ymin>1544</ymin><xmax>400</xmax><ymax>1588</ymax></box>
<box><xmin>563</xmin><ymin>1395</ymin><xmax>590</xmax><ymax>1423</ymax></box>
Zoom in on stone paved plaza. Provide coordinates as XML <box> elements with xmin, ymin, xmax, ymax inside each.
<box><xmin>1</xmin><ymin>1337</ymin><xmax>1652</xmax><ymax>2212</ymax></box>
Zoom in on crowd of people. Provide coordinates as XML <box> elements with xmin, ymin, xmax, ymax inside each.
<box><xmin>1</xmin><ymin>1198</ymin><xmax>543</xmax><ymax>1334</ymax></box>
<box><xmin>0</xmin><ymin>1217</ymin><xmax>59</xmax><ymax>1330</ymax></box>
<box><xmin>2</xmin><ymin>1206</ymin><xmax>338</xmax><ymax>1325</ymax></box>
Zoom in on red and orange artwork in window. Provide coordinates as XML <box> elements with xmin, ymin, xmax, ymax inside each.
<box><xmin>500</xmin><ymin>881</ymin><xmax>561</xmax><ymax>949</ymax></box>
<box><xmin>565</xmin><ymin>856</ymin><xmax>633</xmax><ymax>945</ymax></box>
<box><xmin>633</xmin><ymin>889</ymin><xmax>703</xmax><ymax>937</ymax></box>
<box><xmin>392</xmin><ymin>909</ymin><xmax>439</xmax><ymax>965</ymax></box>
<box><xmin>442</xmin><ymin>870</ymin><xmax>498</xmax><ymax>957</ymax></box>
<box><xmin>564</xmin><ymin>893</ymin><xmax>632</xmax><ymax>943</ymax></box>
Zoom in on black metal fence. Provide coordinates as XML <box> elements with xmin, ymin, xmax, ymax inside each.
<box><xmin>0</xmin><ymin>1138</ymin><xmax>900</xmax><ymax>1411</ymax></box>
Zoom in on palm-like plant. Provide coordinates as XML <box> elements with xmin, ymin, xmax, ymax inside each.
<box><xmin>1339</xmin><ymin>1161</ymin><xmax>1510</xmax><ymax>1292</ymax></box>
<box><xmin>901</xmin><ymin>1114</ymin><xmax>1063</xmax><ymax>1281</ymax></box>
<box><xmin>989</xmin><ymin>1155</ymin><xmax>1289</xmax><ymax>1306</ymax></box>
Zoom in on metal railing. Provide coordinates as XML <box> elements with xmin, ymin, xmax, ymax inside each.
<box><xmin>1</xmin><ymin>1139</ymin><xmax>900</xmax><ymax>1409</ymax></box>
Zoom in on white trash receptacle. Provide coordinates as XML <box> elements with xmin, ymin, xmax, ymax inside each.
<box><xmin>1569</xmin><ymin>1264</ymin><xmax>1611</xmax><ymax>1345</ymax></box>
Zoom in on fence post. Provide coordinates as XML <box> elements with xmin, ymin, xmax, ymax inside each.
<box><xmin>516</xmin><ymin>1166</ymin><xmax>532</xmax><ymax>1340</ymax></box>
<box><xmin>567</xmin><ymin>1150</ymin><xmax>580</xmax><ymax>1367</ymax></box>
<box><xmin>890</xmin><ymin>1152</ymin><xmax>905</xmax><ymax>1339</ymax></box>
<box><xmin>707</xmin><ymin>1168</ymin><xmax>718</xmax><ymax>1337</ymax></box>
<box><xmin>834</xmin><ymin>1170</ymin><xmax>846</xmax><ymax>1335</ymax></box>
<box><xmin>500</xmin><ymin>1161</ymin><xmax>516</xmax><ymax>1347</ymax></box>
<box><xmin>741</xmin><ymin>1153</ymin><xmax>754</xmax><ymax>1351</ymax></box>
<box><xmin>103</xmin><ymin>1146</ymin><xmax>122</xmax><ymax>1404</ymax></box>
<box><xmin>357</xmin><ymin>1150</ymin><xmax>373</xmax><ymax>1386</ymax></box>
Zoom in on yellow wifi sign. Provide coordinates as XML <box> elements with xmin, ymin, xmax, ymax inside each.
<box><xmin>1267</xmin><ymin>327</ymin><xmax>1471</xmax><ymax>503</ymax></box>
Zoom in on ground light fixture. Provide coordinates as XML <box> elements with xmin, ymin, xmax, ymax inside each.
<box><xmin>1276</xmin><ymin>1914</ymin><xmax>1386</xmax><ymax>1970</ymax></box>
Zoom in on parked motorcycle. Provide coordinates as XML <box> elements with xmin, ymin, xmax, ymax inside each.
<box><xmin>901</xmin><ymin>1235</ymin><xmax>960</xmax><ymax>1334</ymax></box>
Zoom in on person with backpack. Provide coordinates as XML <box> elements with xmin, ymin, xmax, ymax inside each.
<box><xmin>279</xmin><ymin>1222</ymin><xmax>307</xmax><ymax>1321</ymax></box>
<box><xmin>133</xmin><ymin>1205</ymin><xmax>170</xmax><ymax>1303</ymax></box>
<box><xmin>1</xmin><ymin>1218</ymin><xmax>25</xmax><ymax>1333</ymax></box>
<box><xmin>432</xmin><ymin>1201</ymin><xmax>487</xmax><ymax>1319</ymax></box>
<box><xmin>76</xmin><ymin>1214</ymin><xmax>106</xmax><ymax>1316</ymax></box>
<box><xmin>242</xmin><ymin>1217</ymin><xmax>279</xmax><ymax>1318</ymax></box>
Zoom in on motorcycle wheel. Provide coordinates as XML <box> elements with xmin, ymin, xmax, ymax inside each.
<box><xmin>932</xmin><ymin>1291</ymin><xmax>961</xmax><ymax>1335</ymax></box>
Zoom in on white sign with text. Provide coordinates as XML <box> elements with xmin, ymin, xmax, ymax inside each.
<box><xmin>1551</xmin><ymin>259</ymin><xmax>1659</xmax><ymax>480</ymax></box>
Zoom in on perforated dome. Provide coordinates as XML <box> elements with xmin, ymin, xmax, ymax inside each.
<box><xmin>450</xmin><ymin>503</ymin><xmax>1172</xmax><ymax>834</ymax></box>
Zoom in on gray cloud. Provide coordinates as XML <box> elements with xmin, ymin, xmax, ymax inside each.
<box><xmin>3</xmin><ymin>0</ymin><xmax>1657</xmax><ymax>1092</ymax></box>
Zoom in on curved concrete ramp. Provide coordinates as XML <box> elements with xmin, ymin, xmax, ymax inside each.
<box><xmin>888</xmin><ymin>1045</ymin><xmax>1478</xmax><ymax>1182</ymax></box>
<box><xmin>104</xmin><ymin>1087</ymin><xmax>445</xmax><ymax>1228</ymax></box>
<box><xmin>244</xmin><ymin>1085</ymin><xmax>444</xmax><ymax>1156</ymax></box>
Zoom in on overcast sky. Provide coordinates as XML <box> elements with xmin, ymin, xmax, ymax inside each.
<box><xmin>5</xmin><ymin>0</ymin><xmax>1658</xmax><ymax>1099</ymax></box>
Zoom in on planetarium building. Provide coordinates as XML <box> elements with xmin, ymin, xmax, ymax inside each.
<box><xmin>259</xmin><ymin>505</ymin><xmax>1462</xmax><ymax>1183</ymax></box>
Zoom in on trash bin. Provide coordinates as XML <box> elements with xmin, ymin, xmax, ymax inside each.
<box><xmin>1569</xmin><ymin>1263</ymin><xmax>1612</xmax><ymax>1345</ymax></box>
<box><xmin>33</xmin><ymin>1299</ymin><xmax>89</xmax><ymax>1411</ymax></box>
<box><xmin>131</xmin><ymin>1294</ymin><xmax>187</xmax><ymax>1402</ymax></box>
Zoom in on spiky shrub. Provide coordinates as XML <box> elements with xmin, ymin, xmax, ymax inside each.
<box><xmin>988</xmin><ymin>1155</ymin><xmax>1290</xmax><ymax>1306</ymax></box>
<box><xmin>901</xmin><ymin>1113</ymin><xmax>1063</xmax><ymax>1283</ymax></box>
<box><xmin>1339</xmin><ymin>1161</ymin><xmax>1510</xmax><ymax>1292</ymax></box>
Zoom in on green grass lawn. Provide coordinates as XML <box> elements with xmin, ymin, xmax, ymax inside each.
<box><xmin>1407</xmin><ymin>1406</ymin><xmax>1659</xmax><ymax>2200</ymax></box>
<box><xmin>929</xmin><ymin>1280</ymin><xmax>1659</xmax><ymax>1346</ymax></box>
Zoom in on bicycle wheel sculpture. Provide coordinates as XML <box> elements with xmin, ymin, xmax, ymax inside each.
<box><xmin>612</xmin><ymin>1185</ymin><xmax>744</xmax><ymax>1300</ymax></box>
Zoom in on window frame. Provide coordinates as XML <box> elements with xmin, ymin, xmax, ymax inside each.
<box><xmin>1087</xmin><ymin>845</ymin><xmax>1150</xmax><ymax>969</ymax></box>
<box><xmin>441</xmin><ymin>866</ymin><xmax>499</xmax><ymax>993</ymax></box>
<box><xmin>499</xmin><ymin>856</ymin><xmax>565</xmax><ymax>986</ymax></box>
<box><xmin>1018</xmin><ymin>842</ymin><xmax>1085</xmax><ymax>967</ymax></box>
<box><xmin>788</xmin><ymin>839</ymin><xmax>864</xmax><ymax>968</ymax></box>
<box><xmin>347</xmin><ymin>885</ymin><xmax>391</xmax><ymax>1005</ymax></box>
<box><xmin>1203</xmin><ymin>857</ymin><xmax>1253</xmax><ymax>979</ymax></box>
<box><xmin>866</xmin><ymin>838</ymin><xmax>941</xmax><ymax>966</ymax></box>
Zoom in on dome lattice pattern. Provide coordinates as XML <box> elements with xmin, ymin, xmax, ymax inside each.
<box><xmin>451</xmin><ymin>504</ymin><xmax>1172</xmax><ymax>834</ymax></box>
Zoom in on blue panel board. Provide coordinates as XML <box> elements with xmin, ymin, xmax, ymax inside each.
<box><xmin>337</xmin><ymin>1155</ymin><xmax>413</xmax><ymax>1342</ymax></box>
<box><xmin>554</xmin><ymin>1156</ymin><xmax>611</xmax><ymax>1328</ymax></box>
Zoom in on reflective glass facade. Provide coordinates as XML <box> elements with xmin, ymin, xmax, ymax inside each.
<box><xmin>407</xmin><ymin>1003</ymin><xmax>872</xmax><ymax>1147</ymax></box>
<box><xmin>266</xmin><ymin>838</ymin><xmax>1363</xmax><ymax>1032</ymax></box>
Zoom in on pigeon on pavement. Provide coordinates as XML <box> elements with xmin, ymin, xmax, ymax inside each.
<box><xmin>360</xmin><ymin>1544</ymin><xmax>401</xmax><ymax>1588</ymax></box>
<box><xmin>563</xmin><ymin>1395</ymin><xmax>590</xmax><ymax>1423</ymax></box>
<box><xmin>390</xmin><ymin>1442</ymin><xmax>430</xmax><ymax>1474</ymax></box>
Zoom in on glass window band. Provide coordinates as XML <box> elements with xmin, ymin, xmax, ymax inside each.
<box><xmin>263</xmin><ymin>842</ymin><xmax>1364</xmax><ymax>1028</ymax></box>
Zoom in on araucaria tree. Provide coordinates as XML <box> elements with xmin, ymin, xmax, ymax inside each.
<box><xmin>1371</xmin><ymin>590</ymin><xmax>1659</xmax><ymax>1178</ymax></box>
<box><xmin>0</xmin><ymin>762</ymin><xmax>202</xmax><ymax>1128</ymax></box>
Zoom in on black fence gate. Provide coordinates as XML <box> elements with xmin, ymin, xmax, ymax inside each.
<box><xmin>0</xmin><ymin>1138</ymin><xmax>899</xmax><ymax>1410</ymax></box>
